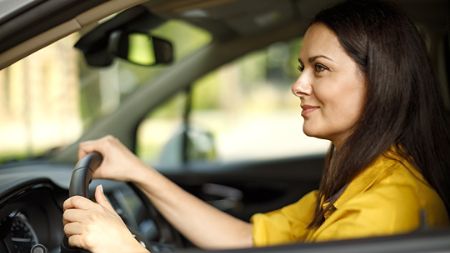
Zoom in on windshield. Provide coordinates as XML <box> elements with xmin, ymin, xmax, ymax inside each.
<box><xmin>0</xmin><ymin>20</ymin><xmax>211</xmax><ymax>164</ymax></box>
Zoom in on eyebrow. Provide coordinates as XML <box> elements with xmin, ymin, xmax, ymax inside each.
<box><xmin>298</xmin><ymin>55</ymin><xmax>334</xmax><ymax>65</ymax></box>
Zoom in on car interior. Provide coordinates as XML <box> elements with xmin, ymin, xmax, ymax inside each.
<box><xmin>0</xmin><ymin>0</ymin><xmax>449</xmax><ymax>253</ymax></box>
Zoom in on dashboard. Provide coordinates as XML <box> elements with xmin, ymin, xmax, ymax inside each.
<box><xmin>0</xmin><ymin>179</ymin><xmax>65</xmax><ymax>253</ymax></box>
<box><xmin>0</xmin><ymin>162</ymin><xmax>165</xmax><ymax>253</ymax></box>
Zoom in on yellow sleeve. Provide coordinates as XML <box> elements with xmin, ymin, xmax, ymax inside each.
<box><xmin>310</xmin><ymin>183</ymin><xmax>423</xmax><ymax>242</ymax></box>
<box><xmin>251</xmin><ymin>190</ymin><xmax>318</xmax><ymax>246</ymax></box>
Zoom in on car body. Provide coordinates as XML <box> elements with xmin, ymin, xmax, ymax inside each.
<box><xmin>0</xmin><ymin>0</ymin><xmax>449</xmax><ymax>252</ymax></box>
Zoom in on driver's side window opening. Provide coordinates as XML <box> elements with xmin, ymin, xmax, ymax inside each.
<box><xmin>136</xmin><ymin>38</ymin><xmax>329</xmax><ymax>169</ymax></box>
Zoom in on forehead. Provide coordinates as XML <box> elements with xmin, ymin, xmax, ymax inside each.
<box><xmin>300</xmin><ymin>23</ymin><xmax>346</xmax><ymax>60</ymax></box>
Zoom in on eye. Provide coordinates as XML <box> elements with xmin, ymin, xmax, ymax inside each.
<box><xmin>314</xmin><ymin>63</ymin><xmax>328</xmax><ymax>73</ymax></box>
<box><xmin>297</xmin><ymin>64</ymin><xmax>304</xmax><ymax>72</ymax></box>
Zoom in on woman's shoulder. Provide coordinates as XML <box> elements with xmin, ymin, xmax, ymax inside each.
<box><xmin>337</xmin><ymin>151</ymin><xmax>449</xmax><ymax>229</ymax></box>
<box><xmin>346</xmin><ymin>146</ymin><xmax>435</xmax><ymax>198</ymax></box>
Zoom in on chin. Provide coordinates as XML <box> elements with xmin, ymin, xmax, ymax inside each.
<box><xmin>302</xmin><ymin>126</ymin><xmax>330</xmax><ymax>141</ymax></box>
<box><xmin>303</xmin><ymin>127</ymin><xmax>320</xmax><ymax>138</ymax></box>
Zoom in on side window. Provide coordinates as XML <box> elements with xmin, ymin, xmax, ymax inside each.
<box><xmin>137</xmin><ymin>92</ymin><xmax>187</xmax><ymax>167</ymax></box>
<box><xmin>136</xmin><ymin>38</ymin><xmax>329</xmax><ymax>168</ymax></box>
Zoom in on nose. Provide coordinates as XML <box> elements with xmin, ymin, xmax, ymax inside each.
<box><xmin>291</xmin><ymin>73</ymin><xmax>312</xmax><ymax>97</ymax></box>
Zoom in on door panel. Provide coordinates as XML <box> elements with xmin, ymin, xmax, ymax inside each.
<box><xmin>159</xmin><ymin>155</ymin><xmax>324</xmax><ymax>221</ymax></box>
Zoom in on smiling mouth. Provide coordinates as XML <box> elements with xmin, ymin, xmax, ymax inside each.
<box><xmin>301</xmin><ymin>105</ymin><xmax>320</xmax><ymax>117</ymax></box>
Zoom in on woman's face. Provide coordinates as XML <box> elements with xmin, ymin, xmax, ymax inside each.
<box><xmin>291</xmin><ymin>23</ymin><xmax>366</xmax><ymax>149</ymax></box>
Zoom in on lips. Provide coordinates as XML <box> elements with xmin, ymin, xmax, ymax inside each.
<box><xmin>301</xmin><ymin>104</ymin><xmax>320</xmax><ymax>117</ymax></box>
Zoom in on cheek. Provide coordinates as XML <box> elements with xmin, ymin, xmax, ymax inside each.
<box><xmin>315</xmin><ymin>78</ymin><xmax>365</xmax><ymax>127</ymax></box>
<box><xmin>336</xmin><ymin>94</ymin><xmax>364</xmax><ymax>123</ymax></box>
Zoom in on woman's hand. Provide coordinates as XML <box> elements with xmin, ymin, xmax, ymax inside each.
<box><xmin>78</xmin><ymin>135</ymin><xmax>149</xmax><ymax>182</ymax></box>
<box><xmin>63</xmin><ymin>185</ymin><xmax>148</xmax><ymax>253</ymax></box>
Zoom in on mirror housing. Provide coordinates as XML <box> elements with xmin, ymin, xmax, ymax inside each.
<box><xmin>108</xmin><ymin>31</ymin><xmax>173</xmax><ymax>66</ymax></box>
<box><xmin>75</xmin><ymin>30</ymin><xmax>173</xmax><ymax>67</ymax></box>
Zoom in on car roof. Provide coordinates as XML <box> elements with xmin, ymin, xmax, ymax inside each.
<box><xmin>0</xmin><ymin>0</ymin><xmax>448</xmax><ymax>69</ymax></box>
<box><xmin>145</xmin><ymin>0</ymin><xmax>449</xmax><ymax>37</ymax></box>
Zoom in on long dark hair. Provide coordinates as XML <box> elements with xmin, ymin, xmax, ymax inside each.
<box><xmin>309</xmin><ymin>0</ymin><xmax>450</xmax><ymax>227</ymax></box>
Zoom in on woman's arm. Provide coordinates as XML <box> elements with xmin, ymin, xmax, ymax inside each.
<box><xmin>132</xmin><ymin>166</ymin><xmax>253</xmax><ymax>249</ymax></box>
<box><xmin>76</xmin><ymin>135</ymin><xmax>253</xmax><ymax>249</ymax></box>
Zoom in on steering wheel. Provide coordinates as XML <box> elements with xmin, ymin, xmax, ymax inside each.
<box><xmin>61</xmin><ymin>152</ymin><xmax>183</xmax><ymax>253</ymax></box>
<box><xmin>60</xmin><ymin>152</ymin><xmax>101</xmax><ymax>253</ymax></box>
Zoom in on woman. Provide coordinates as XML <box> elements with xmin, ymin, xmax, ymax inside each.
<box><xmin>63</xmin><ymin>0</ymin><xmax>450</xmax><ymax>252</ymax></box>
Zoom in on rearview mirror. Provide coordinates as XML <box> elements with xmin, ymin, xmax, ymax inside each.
<box><xmin>75</xmin><ymin>30</ymin><xmax>174</xmax><ymax>67</ymax></box>
<box><xmin>108</xmin><ymin>31</ymin><xmax>173</xmax><ymax>66</ymax></box>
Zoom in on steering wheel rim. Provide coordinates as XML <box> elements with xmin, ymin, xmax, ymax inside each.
<box><xmin>61</xmin><ymin>152</ymin><xmax>103</xmax><ymax>253</ymax></box>
<box><xmin>69</xmin><ymin>152</ymin><xmax>103</xmax><ymax>197</ymax></box>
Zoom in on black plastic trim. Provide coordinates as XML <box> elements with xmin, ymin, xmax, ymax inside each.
<box><xmin>178</xmin><ymin>229</ymin><xmax>450</xmax><ymax>253</ymax></box>
<box><xmin>0</xmin><ymin>0</ymin><xmax>106</xmax><ymax>53</ymax></box>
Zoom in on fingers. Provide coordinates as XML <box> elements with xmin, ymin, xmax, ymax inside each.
<box><xmin>78</xmin><ymin>140</ymin><xmax>99</xmax><ymax>160</ymax></box>
<box><xmin>62</xmin><ymin>188</ymin><xmax>141</xmax><ymax>252</ymax></box>
<box><xmin>95</xmin><ymin>185</ymin><xmax>115</xmax><ymax>212</ymax></box>
<box><xmin>63</xmin><ymin>186</ymin><xmax>117</xmax><ymax>225</ymax></box>
<box><xmin>64</xmin><ymin>221</ymin><xmax>83</xmax><ymax>236</ymax></box>
<box><xmin>67</xmin><ymin>234</ymin><xmax>88</xmax><ymax>249</ymax></box>
<box><xmin>63</xmin><ymin>195</ymin><xmax>114</xmax><ymax>249</ymax></box>
<box><xmin>63</xmin><ymin>208</ymin><xmax>86</xmax><ymax>225</ymax></box>
<box><xmin>63</xmin><ymin>197</ymin><xmax>102</xmax><ymax>228</ymax></box>
<box><xmin>63</xmin><ymin>196</ymin><xmax>99</xmax><ymax>211</ymax></box>
<box><xmin>68</xmin><ymin>234</ymin><xmax>82</xmax><ymax>247</ymax></box>
<box><xmin>78</xmin><ymin>135</ymin><xmax>119</xmax><ymax>159</ymax></box>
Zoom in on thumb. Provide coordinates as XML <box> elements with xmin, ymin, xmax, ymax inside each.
<box><xmin>95</xmin><ymin>185</ymin><xmax>115</xmax><ymax>212</ymax></box>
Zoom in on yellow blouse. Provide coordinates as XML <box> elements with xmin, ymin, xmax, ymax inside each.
<box><xmin>251</xmin><ymin>150</ymin><xmax>449</xmax><ymax>246</ymax></box>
